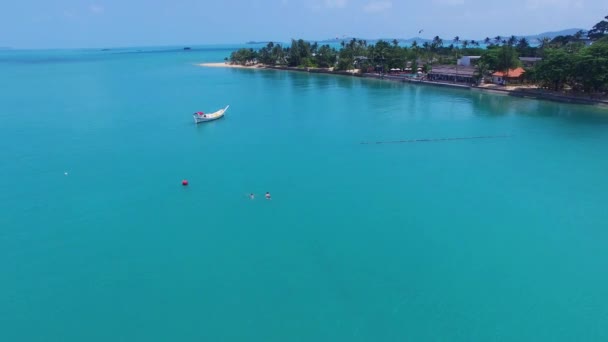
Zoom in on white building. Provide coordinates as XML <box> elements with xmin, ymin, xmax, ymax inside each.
<box><xmin>457</xmin><ymin>56</ymin><xmax>481</xmax><ymax>66</ymax></box>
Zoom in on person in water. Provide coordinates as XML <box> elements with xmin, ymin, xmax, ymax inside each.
<box><xmin>249</xmin><ymin>193</ymin><xmax>255</xmax><ymax>200</ymax></box>
<box><xmin>265</xmin><ymin>192</ymin><xmax>271</xmax><ymax>200</ymax></box>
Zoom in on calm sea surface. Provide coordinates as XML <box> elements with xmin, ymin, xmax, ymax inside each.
<box><xmin>1</xmin><ymin>46</ymin><xmax>608</xmax><ymax>341</ymax></box>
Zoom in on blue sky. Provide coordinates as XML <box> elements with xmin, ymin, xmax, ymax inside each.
<box><xmin>1</xmin><ymin>0</ymin><xmax>605</xmax><ymax>48</ymax></box>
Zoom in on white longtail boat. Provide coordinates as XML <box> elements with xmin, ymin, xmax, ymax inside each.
<box><xmin>193</xmin><ymin>105</ymin><xmax>229</xmax><ymax>123</ymax></box>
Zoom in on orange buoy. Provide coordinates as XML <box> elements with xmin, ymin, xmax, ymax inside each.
<box><xmin>182</xmin><ymin>179</ymin><xmax>189</xmax><ymax>186</ymax></box>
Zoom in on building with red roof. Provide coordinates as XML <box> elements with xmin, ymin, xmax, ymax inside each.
<box><xmin>492</xmin><ymin>67</ymin><xmax>526</xmax><ymax>85</ymax></box>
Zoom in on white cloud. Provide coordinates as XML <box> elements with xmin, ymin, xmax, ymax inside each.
<box><xmin>431</xmin><ymin>0</ymin><xmax>465</xmax><ymax>6</ymax></box>
<box><xmin>363</xmin><ymin>1</ymin><xmax>392</xmax><ymax>12</ymax></box>
<box><xmin>89</xmin><ymin>4</ymin><xmax>104</xmax><ymax>14</ymax></box>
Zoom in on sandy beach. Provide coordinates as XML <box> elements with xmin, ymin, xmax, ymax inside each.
<box><xmin>198</xmin><ymin>62</ymin><xmax>263</xmax><ymax>68</ymax></box>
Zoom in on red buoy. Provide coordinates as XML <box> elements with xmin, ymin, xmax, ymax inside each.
<box><xmin>182</xmin><ymin>179</ymin><xmax>189</xmax><ymax>186</ymax></box>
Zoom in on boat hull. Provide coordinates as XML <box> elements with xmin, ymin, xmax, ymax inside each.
<box><xmin>193</xmin><ymin>105</ymin><xmax>229</xmax><ymax>124</ymax></box>
<box><xmin>193</xmin><ymin>113</ymin><xmax>224</xmax><ymax>123</ymax></box>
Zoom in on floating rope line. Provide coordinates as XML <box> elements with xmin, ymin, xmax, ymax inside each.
<box><xmin>361</xmin><ymin>135</ymin><xmax>512</xmax><ymax>145</ymax></box>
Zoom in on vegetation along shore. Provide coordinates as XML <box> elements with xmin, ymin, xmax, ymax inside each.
<box><xmin>218</xmin><ymin>15</ymin><xmax>608</xmax><ymax>106</ymax></box>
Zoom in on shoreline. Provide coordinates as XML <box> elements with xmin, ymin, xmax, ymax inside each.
<box><xmin>198</xmin><ymin>63</ymin><xmax>608</xmax><ymax>108</ymax></box>
<box><xmin>198</xmin><ymin>62</ymin><xmax>266</xmax><ymax>69</ymax></box>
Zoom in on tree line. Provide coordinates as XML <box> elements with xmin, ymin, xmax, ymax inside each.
<box><xmin>229</xmin><ymin>15</ymin><xmax>608</xmax><ymax>94</ymax></box>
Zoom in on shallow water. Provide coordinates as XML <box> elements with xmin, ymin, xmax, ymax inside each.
<box><xmin>1</xmin><ymin>46</ymin><xmax>608</xmax><ymax>341</ymax></box>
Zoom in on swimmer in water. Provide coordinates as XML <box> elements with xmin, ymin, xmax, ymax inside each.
<box><xmin>265</xmin><ymin>192</ymin><xmax>271</xmax><ymax>200</ymax></box>
<box><xmin>249</xmin><ymin>193</ymin><xmax>255</xmax><ymax>200</ymax></box>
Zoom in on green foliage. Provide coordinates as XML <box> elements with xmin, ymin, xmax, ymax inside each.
<box><xmin>300</xmin><ymin>57</ymin><xmax>315</xmax><ymax>68</ymax></box>
<box><xmin>227</xmin><ymin>23</ymin><xmax>606</xmax><ymax>94</ymax></box>
<box><xmin>336</xmin><ymin>38</ymin><xmax>368</xmax><ymax>71</ymax></box>
<box><xmin>315</xmin><ymin>45</ymin><xmax>338</xmax><ymax>68</ymax></box>
<box><xmin>257</xmin><ymin>42</ymin><xmax>275</xmax><ymax>65</ymax></box>
<box><xmin>595</xmin><ymin>36</ymin><xmax>608</xmax><ymax>44</ymax></box>
<box><xmin>535</xmin><ymin>49</ymin><xmax>576</xmax><ymax>90</ymax></box>
<box><xmin>480</xmin><ymin>45</ymin><xmax>520</xmax><ymax>73</ymax></box>
<box><xmin>229</xmin><ymin>48</ymin><xmax>258</xmax><ymax>65</ymax></box>
<box><xmin>431</xmin><ymin>36</ymin><xmax>443</xmax><ymax>51</ymax></box>
<box><xmin>287</xmin><ymin>39</ymin><xmax>312</xmax><ymax>67</ymax></box>
<box><xmin>410</xmin><ymin>60</ymin><xmax>418</xmax><ymax>74</ymax></box>
<box><xmin>519</xmin><ymin>16</ymin><xmax>608</xmax><ymax>93</ymax></box>
<box><xmin>475</xmin><ymin>61</ymin><xmax>489</xmax><ymax>81</ymax></box>
<box><xmin>461</xmin><ymin>47</ymin><xmax>485</xmax><ymax>56</ymax></box>
<box><xmin>271</xmin><ymin>44</ymin><xmax>286</xmax><ymax>65</ymax></box>
<box><xmin>575</xmin><ymin>41</ymin><xmax>608</xmax><ymax>92</ymax></box>
<box><xmin>515</xmin><ymin>37</ymin><xmax>535</xmax><ymax>56</ymax></box>
<box><xmin>588</xmin><ymin>15</ymin><xmax>608</xmax><ymax>40</ymax></box>
<box><xmin>522</xmin><ymin>66</ymin><xmax>537</xmax><ymax>83</ymax></box>
<box><xmin>533</xmin><ymin>38</ymin><xmax>608</xmax><ymax>92</ymax></box>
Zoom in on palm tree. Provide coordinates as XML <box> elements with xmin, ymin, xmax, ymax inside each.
<box><xmin>574</xmin><ymin>30</ymin><xmax>586</xmax><ymax>40</ymax></box>
<box><xmin>588</xmin><ymin>15</ymin><xmax>608</xmax><ymax>40</ymax></box>
<box><xmin>494</xmin><ymin>35</ymin><xmax>502</xmax><ymax>45</ymax></box>
<box><xmin>517</xmin><ymin>37</ymin><xmax>528</xmax><ymax>47</ymax></box>
<box><xmin>271</xmin><ymin>44</ymin><xmax>285</xmax><ymax>65</ymax></box>
<box><xmin>539</xmin><ymin>37</ymin><xmax>551</xmax><ymax>48</ymax></box>
<box><xmin>422</xmin><ymin>41</ymin><xmax>432</xmax><ymax>65</ymax></box>
<box><xmin>392</xmin><ymin>39</ymin><xmax>399</xmax><ymax>47</ymax></box>
<box><xmin>538</xmin><ymin>37</ymin><xmax>551</xmax><ymax>57</ymax></box>
<box><xmin>349</xmin><ymin>38</ymin><xmax>357</xmax><ymax>49</ymax></box>
<box><xmin>516</xmin><ymin>37</ymin><xmax>529</xmax><ymax>52</ymax></box>
<box><xmin>431</xmin><ymin>36</ymin><xmax>443</xmax><ymax>51</ymax></box>
<box><xmin>508</xmin><ymin>35</ymin><xmax>517</xmax><ymax>46</ymax></box>
<box><xmin>411</xmin><ymin>40</ymin><xmax>420</xmax><ymax>63</ymax></box>
<box><xmin>453</xmin><ymin>36</ymin><xmax>460</xmax><ymax>48</ymax></box>
<box><xmin>475</xmin><ymin>61</ymin><xmax>489</xmax><ymax>84</ymax></box>
<box><xmin>462</xmin><ymin>40</ymin><xmax>469</xmax><ymax>50</ymax></box>
<box><xmin>311</xmin><ymin>42</ymin><xmax>319</xmax><ymax>56</ymax></box>
<box><xmin>452</xmin><ymin>36</ymin><xmax>462</xmax><ymax>83</ymax></box>
<box><xmin>484</xmin><ymin>37</ymin><xmax>492</xmax><ymax>46</ymax></box>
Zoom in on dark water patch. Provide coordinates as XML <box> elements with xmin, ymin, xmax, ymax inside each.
<box><xmin>0</xmin><ymin>51</ymin><xmax>114</xmax><ymax>65</ymax></box>
<box><xmin>114</xmin><ymin>47</ymin><xmax>237</xmax><ymax>55</ymax></box>
<box><xmin>361</xmin><ymin>135</ymin><xmax>512</xmax><ymax>145</ymax></box>
<box><xmin>0</xmin><ymin>56</ymin><xmax>107</xmax><ymax>65</ymax></box>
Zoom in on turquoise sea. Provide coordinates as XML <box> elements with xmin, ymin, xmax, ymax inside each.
<box><xmin>2</xmin><ymin>46</ymin><xmax>608</xmax><ymax>341</ymax></box>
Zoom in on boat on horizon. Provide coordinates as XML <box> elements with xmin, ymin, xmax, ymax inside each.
<box><xmin>193</xmin><ymin>105</ymin><xmax>229</xmax><ymax>124</ymax></box>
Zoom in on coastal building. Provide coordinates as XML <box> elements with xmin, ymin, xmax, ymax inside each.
<box><xmin>404</xmin><ymin>61</ymin><xmax>427</xmax><ymax>74</ymax></box>
<box><xmin>427</xmin><ymin>65</ymin><xmax>477</xmax><ymax>85</ymax></box>
<box><xmin>492</xmin><ymin>67</ymin><xmax>526</xmax><ymax>84</ymax></box>
<box><xmin>457</xmin><ymin>56</ymin><xmax>481</xmax><ymax>67</ymax></box>
<box><xmin>519</xmin><ymin>57</ymin><xmax>542</xmax><ymax>67</ymax></box>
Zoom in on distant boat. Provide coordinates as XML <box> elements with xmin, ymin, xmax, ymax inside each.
<box><xmin>193</xmin><ymin>106</ymin><xmax>229</xmax><ymax>124</ymax></box>
<box><xmin>183</xmin><ymin>47</ymin><xmax>191</xmax><ymax>50</ymax></box>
